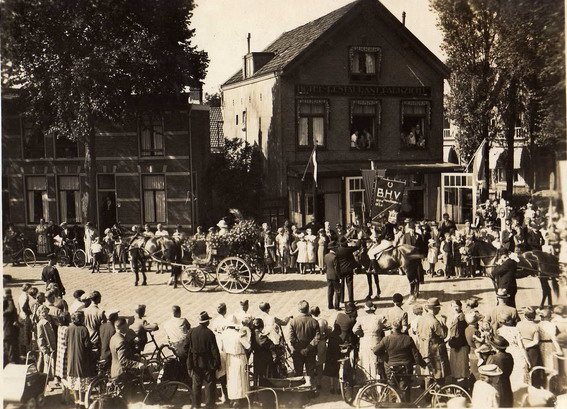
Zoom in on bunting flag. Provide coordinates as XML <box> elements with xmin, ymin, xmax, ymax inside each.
<box><xmin>468</xmin><ymin>139</ymin><xmax>487</xmax><ymax>189</ymax></box>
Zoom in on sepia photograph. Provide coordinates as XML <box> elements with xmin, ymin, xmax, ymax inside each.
<box><xmin>1</xmin><ymin>0</ymin><xmax>566</xmax><ymax>407</ymax></box>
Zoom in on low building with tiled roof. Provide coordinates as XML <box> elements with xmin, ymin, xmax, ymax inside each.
<box><xmin>209</xmin><ymin>106</ymin><xmax>225</xmax><ymax>153</ymax></box>
<box><xmin>221</xmin><ymin>0</ymin><xmax>458</xmax><ymax>228</ymax></box>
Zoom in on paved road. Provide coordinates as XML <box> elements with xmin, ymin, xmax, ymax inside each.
<box><xmin>3</xmin><ymin>263</ymin><xmax>563</xmax><ymax>408</ymax></box>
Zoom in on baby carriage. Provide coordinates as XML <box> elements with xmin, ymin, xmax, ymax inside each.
<box><xmin>3</xmin><ymin>352</ymin><xmax>53</xmax><ymax>409</ymax></box>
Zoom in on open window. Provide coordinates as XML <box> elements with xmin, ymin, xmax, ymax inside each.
<box><xmin>22</xmin><ymin>119</ymin><xmax>45</xmax><ymax>159</ymax></box>
<box><xmin>350</xmin><ymin>100</ymin><xmax>380</xmax><ymax>150</ymax></box>
<box><xmin>349</xmin><ymin>46</ymin><xmax>381</xmax><ymax>81</ymax></box>
<box><xmin>400</xmin><ymin>101</ymin><xmax>430</xmax><ymax>149</ymax></box>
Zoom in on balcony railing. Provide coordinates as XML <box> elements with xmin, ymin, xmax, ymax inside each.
<box><xmin>443</xmin><ymin>129</ymin><xmax>452</xmax><ymax>139</ymax></box>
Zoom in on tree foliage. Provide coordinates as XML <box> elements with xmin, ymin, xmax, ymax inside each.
<box><xmin>208</xmin><ymin>138</ymin><xmax>263</xmax><ymax>219</ymax></box>
<box><xmin>2</xmin><ymin>0</ymin><xmax>208</xmax><ymax>220</ymax></box>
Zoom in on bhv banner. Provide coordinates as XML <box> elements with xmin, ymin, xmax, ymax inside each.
<box><xmin>371</xmin><ymin>177</ymin><xmax>406</xmax><ymax>220</ymax></box>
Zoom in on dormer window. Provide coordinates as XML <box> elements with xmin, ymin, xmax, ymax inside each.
<box><xmin>349</xmin><ymin>46</ymin><xmax>381</xmax><ymax>81</ymax></box>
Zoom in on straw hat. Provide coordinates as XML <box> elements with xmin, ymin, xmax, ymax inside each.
<box><xmin>478</xmin><ymin>364</ymin><xmax>503</xmax><ymax>377</ymax></box>
<box><xmin>217</xmin><ymin>220</ymin><xmax>229</xmax><ymax>229</ymax></box>
<box><xmin>426</xmin><ymin>297</ymin><xmax>441</xmax><ymax>308</ymax></box>
<box><xmin>496</xmin><ymin>288</ymin><xmax>510</xmax><ymax>299</ymax></box>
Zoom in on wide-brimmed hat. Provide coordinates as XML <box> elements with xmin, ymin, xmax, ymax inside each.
<box><xmin>490</xmin><ymin>335</ymin><xmax>510</xmax><ymax>350</ymax></box>
<box><xmin>478</xmin><ymin>364</ymin><xmax>503</xmax><ymax>377</ymax></box>
<box><xmin>345</xmin><ymin>302</ymin><xmax>357</xmax><ymax>314</ymax></box>
<box><xmin>217</xmin><ymin>220</ymin><xmax>229</xmax><ymax>229</ymax></box>
<box><xmin>426</xmin><ymin>297</ymin><xmax>441</xmax><ymax>308</ymax></box>
<box><xmin>496</xmin><ymin>288</ymin><xmax>510</xmax><ymax>299</ymax></box>
<box><xmin>199</xmin><ymin>311</ymin><xmax>212</xmax><ymax>323</ymax></box>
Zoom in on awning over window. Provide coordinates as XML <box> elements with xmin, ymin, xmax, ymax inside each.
<box><xmin>491</xmin><ymin>147</ymin><xmax>529</xmax><ymax>169</ymax></box>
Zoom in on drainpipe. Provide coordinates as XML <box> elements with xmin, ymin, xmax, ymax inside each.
<box><xmin>188</xmin><ymin>103</ymin><xmax>195</xmax><ymax>234</ymax></box>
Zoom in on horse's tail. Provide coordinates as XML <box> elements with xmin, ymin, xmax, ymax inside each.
<box><xmin>552</xmin><ymin>277</ymin><xmax>560</xmax><ymax>299</ymax></box>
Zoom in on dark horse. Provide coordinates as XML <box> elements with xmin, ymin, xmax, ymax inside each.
<box><xmin>368</xmin><ymin>243</ymin><xmax>424</xmax><ymax>303</ymax></box>
<box><xmin>128</xmin><ymin>236</ymin><xmax>184</xmax><ymax>287</ymax></box>
<box><xmin>463</xmin><ymin>238</ymin><xmax>560</xmax><ymax>307</ymax></box>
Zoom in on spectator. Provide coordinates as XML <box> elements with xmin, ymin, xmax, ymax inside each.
<box><xmin>36</xmin><ymin>305</ymin><xmax>56</xmax><ymax>375</ymax></box>
<box><xmin>36</xmin><ymin>219</ymin><xmax>49</xmax><ymax>254</ymax></box>
<box><xmin>162</xmin><ymin>305</ymin><xmax>191</xmax><ymax>357</ymax></box>
<box><xmin>471</xmin><ymin>364</ymin><xmax>502</xmax><ymax>408</ymax></box>
<box><xmin>336</xmin><ymin>237</ymin><xmax>361</xmax><ymax>304</ymax></box>
<box><xmin>324</xmin><ymin>241</ymin><xmax>342</xmax><ymax>310</ymax></box>
<box><xmin>384</xmin><ymin>293</ymin><xmax>408</xmax><ymax>334</ymax></box>
<box><xmin>288</xmin><ymin>300</ymin><xmax>320</xmax><ymax>386</ymax></box>
<box><xmin>4</xmin><ymin>288</ymin><xmax>20</xmax><ymax>365</ymax></box>
<box><xmin>233</xmin><ymin>300</ymin><xmax>253</xmax><ymax>325</ymax></box>
<box><xmin>439</xmin><ymin>213</ymin><xmax>456</xmax><ymax>237</ymax></box>
<box><xmin>251</xmin><ymin>318</ymin><xmax>275</xmax><ymax>386</ymax></box>
<box><xmin>219</xmin><ymin>322</ymin><xmax>251</xmax><ymax>407</ymax></box>
<box><xmin>187</xmin><ymin>311</ymin><xmax>221</xmax><ymax>409</ymax></box>
<box><xmin>41</xmin><ymin>254</ymin><xmax>66</xmax><ymax>295</ymax></box>
<box><xmin>486</xmin><ymin>289</ymin><xmax>519</xmax><ymax>332</ymax></box>
<box><xmin>55</xmin><ymin>313</ymin><xmax>71</xmax><ymax>404</ymax></box>
<box><xmin>354</xmin><ymin>301</ymin><xmax>385</xmax><ymax>380</ymax></box>
<box><xmin>90</xmin><ymin>237</ymin><xmax>103</xmax><ymax>273</ymax></box>
<box><xmin>486</xmin><ymin>335</ymin><xmax>514</xmax><ymax>407</ymax></box>
<box><xmin>69</xmin><ymin>290</ymin><xmax>86</xmax><ymax>314</ymax></box>
<box><xmin>83</xmin><ymin>291</ymin><xmax>104</xmax><ymax>357</ymax></box>
<box><xmin>516</xmin><ymin>308</ymin><xmax>541</xmax><ymax>371</ymax></box>
<box><xmin>100</xmin><ymin>309</ymin><xmax>120</xmax><ymax>366</ymax></box>
<box><xmin>84</xmin><ymin>222</ymin><xmax>97</xmax><ymax>266</ymax></box>
<box><xmin>310</xmin><ymin>306</ymin><xmax>329</xmax><ymax>389</ymax></box>
<box><xmin>130</xmin><ymin>304</ymin><xmax>158</xmax><ymax>354</ymax></box>
<box><xmin>497</xmin><ymin>316</ymin><xmax>530</xmax><ymax>391</ymax></box>
<box><xmin>447</xmin><ymin>300</ymin><xmax>469</xmax><ymax>384</ymax></box>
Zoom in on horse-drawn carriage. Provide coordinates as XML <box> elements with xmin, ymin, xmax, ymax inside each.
<box><xmin>179</xmin><ymin>238</ymin><xmax>266</xmax><ymax>294</ymax></box>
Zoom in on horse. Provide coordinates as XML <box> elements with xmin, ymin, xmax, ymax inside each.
<box><xmin>368</xmin><ymin>243</ymin><xmax>424</xmax><ymax>303</ymax></box>
<box><xmin>462</xmin><ymin>238</ymin><xmax>560</xmax><ymax>307</ymax></box>
<box><xmin>128</xmin><ymin>235</ymin><xmax>184</xmax><ymax>286</ymax></box>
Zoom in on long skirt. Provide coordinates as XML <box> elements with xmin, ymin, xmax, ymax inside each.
<box><xmin>56</xmin><ymin>327</ymin><xmax>68</xmax><ymax>379</ymax></box>
<box><xmin>37</xmin><ymin>233</ymin><xmax>49</xmax><ymax>254</ymax></box>
<box><xmin>508</xmin><ymin>346</ymin><xmax>529</xmax><ymax>391</ymax></box>
<box><xmin>225</xmin><ymin>353</ymin><xmax>249</xmax><ymax>400</ymax></box>
<box><xmin>317</xmin><ymin>246</ymin><xmax>326</xmax><ymax>270</ymax></box>
<box><xmin>359</xmin><ymin>337</ymin><xmax>380</xmax><ymax>380</ymax></box>
<box><xmin>449</xmin><ymin>346</ymin><xmax>469</xmax><ymax>379</ymax></box>
<box><xmin>540</xmin><ymin>341</ymin><xmax>555</xmax><ymax>370</ymax></box>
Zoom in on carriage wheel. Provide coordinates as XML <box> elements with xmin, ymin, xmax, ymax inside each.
<box><xmin>56</xmin><ymin>248</ymin><xmax>69</xmax><ymax>267</ymax></box>
<box><xmin>23</xmin><ymin>248</ymin><xmax>36</xmax><ymax>268</ymax></box>
<box><xmin>85</xmin><ymin>377</ymin><xmax>109</xmax><ymax>408</ymax></box>
<box><xmin>216</xmin><ymin>257</ymin><xmax>252</xmax><ymax>293</ymax></box>
<box><xmin>73</xmin><ymin>249</ymin><xmax>87</xmax><ymax>268</ymax></box>
<box><xmin>430</xmin><ymin>384</ymin><xmax>471</xmax><ymax>407</ymax></box>
<box><xmin>250</xmin><ymin>259</ymin><xmax>266</xmax><ymax>286</ymax></box>
<box><xmin>181</xmin><ymin>267</ymin><xmax>207</xmax><ymax>292</ymax></box>
<box><xmin>354</xmin><ymin>382</ymin><xmax>401</xmax><ymax>408</ymax></box>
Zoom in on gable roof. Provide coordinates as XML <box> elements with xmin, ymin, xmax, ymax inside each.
<box><xmin>222</xmin><ymin>0</ymin><xmax>448</xmax><ymax>88</ymax></box>
<box><xmin>223</xmin><ymin>1</ymin><xmax>358</xmax><ymax>86</ymax></box>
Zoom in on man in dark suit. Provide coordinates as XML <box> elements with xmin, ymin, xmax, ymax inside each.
<box><xmin>324</xmin><ymin>241</ymin><xmax>342</xmax><ymax>310</ymax></box>
<box><xmin>288</xmin><ymin>300</ymin><xmax>320</xmax><ymax>386</ymax></box>
<box><xmin>40</xmin><ymin>254</ymin><xmax>66</xmax><ymax>295</ymax></box>
<box><xmin>500</xmin><ymin>218</ymin><xmax>515</xmax><ymax>253</ymax></box>
<box><xmin>493</xmin><ymin>251</ymin><xmax>518</xmax><ymax>307</ymax></box>
<box><xmin>110</xmin><ymin>318</ymin><xmax>144</xmax><ymax>380</ymax></box>
<box><xmin>525</xmin><ymin>222</ymin><xmax>544</xmax><ymax>251</ymax></box>
<box><xmin>187</xmin><ymin>311</ymin><xmax>220</xmax><ymax>409</ymax></box>
<box><xmin>336</xmin><ymin>237</ymin><xmax>361</xmax><ymax>304</ymax></box>
<box><xmin>486</xmin><ymin>336</ymin><xmax>514</xmax><ymax>407</ymax></box>
<box><xmin>334</xmin><ymin>302</ymin><xmax>358</xmax><ymax>345</ymax></box>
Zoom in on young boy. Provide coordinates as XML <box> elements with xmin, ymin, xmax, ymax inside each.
<box><xmin>90</xmin><ymin>237</ymin><xmax>103</xmax><ymax>273</ymax></box>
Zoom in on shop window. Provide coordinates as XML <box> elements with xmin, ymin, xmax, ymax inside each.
<box><xmin>22</xmin><ymin>120</ymin><xmax>45</xmax><ymax>159</ymax></box>
<box><xmin>142</xmin><ymin>175</ymin><xmax>166</xmax><ymax>223</ymax></box>
<box><xmin>139</xmin><ymin>113</ymin><xmax>164</xmax><ymax>157</ymax></box>
<box><xmin>58</xmin><ymin>175</ymin><xmax>81</xmax><ymax>223</ymax></box>
<box><xmin>350</xmin><ymin>101</ymin><xmax>380</xmax><ymax>150</ymax></box>
<box><xmin>346</xmin><ymin>177</ymin><xmax>364</xmax><ymax>225</ymax></box>
<box><xmin>26</xmin><ymin>176</ymin><xmax>49</xmax><ymax>224</ymax></box>
<box><xmin>297</xmin><ymin>100</ymin><xmax>328</xmax><ymax>148</ymax></box>
<box><xmin>349</xmin><ymin>46</ymin><xmax>381</xmax><ymax>81</ymax></box>
<box><xmin>400</xmin><ymin>101</ymin><xmax>430</xmax><ymax>149</ymax></box>
<box><xmin>55</xmin><ymin>136</ymin><xmax>79</xmax><ymax>158</ymax></box>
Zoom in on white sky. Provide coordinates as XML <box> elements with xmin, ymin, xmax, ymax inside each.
<box><xmin>191</xmin><ymin>0</ymin><xmax>445</xmax><ymax>95</ymax></box>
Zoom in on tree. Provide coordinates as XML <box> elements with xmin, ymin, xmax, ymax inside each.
<box><xmin>208</xmin><ymin>138</ymin><xmax>263</xmax><ymax>219</ymax></box>
<box><xmin>432</xmin><ymin>0</ymin><xmax>565</xmax><ymax>199</ymax></box>
<box><xmin>2</xmin><ymin>0</ymin><xmax>208</xmax><ymax>222</ymax></box>
<box><xmin>205</xmin><ymin>92</ymin><xmax>222</xmax><ymax>107</ymax></box>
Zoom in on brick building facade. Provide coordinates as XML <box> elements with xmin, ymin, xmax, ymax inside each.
<box><xmin>2</xmin><ymin>90</ymin><xmax>212</xmax><ymax>237</ymax></box>
<box><xmin>221</xmin><ymin>0</ymin><xmax>459</xmax><ymax>228</ymax></box>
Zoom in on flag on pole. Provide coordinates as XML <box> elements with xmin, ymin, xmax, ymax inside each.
<box><xmin>312</xmin><ymin>145</ymin><xmax>318</xmax><ymax>187</ymax></box>
<box><xmin>468</xmin><ymin>139</ymin><xmax>486</xmax><ymax>189</ymax></box>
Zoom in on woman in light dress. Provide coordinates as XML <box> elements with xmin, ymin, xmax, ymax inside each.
<box><xmin>304</xmin><ymin>227</ymin><xmax>317</xmax><ymax>274</ymax></box>
<box><xmin>538</xmin><ymin>308</ymin><xmax>563</xmax><ymax>371</ymax></box>
<box><xmin>83</xmin><ymin>222</ymin><xmax>97</xmax><ymax>265</ymax></box>
<box><xmin>36</xmin><ymin>219</ymin><xmax>49</xmax><ymax>254</ymax></box>
<box><xmin>220</xmin><ymin>323</ymin><xmax>251</xmax><ymax>406</ymax></box>
<box><xmin>275</xmin><ymin>227</ymin><xmax>290</xmax><ymax>273</ymax></box>
<box><xmin>296</xmin><ymin>233</ymin><xmax>308</xmax><ymax>274</ymax></box>
<box><xmin>316</xmin><ymin>229</ymin><xmax>328</xmax><ymax>273</ymax></box>
<box><xmin>497</xmin><ymin>316</ymin><xmax>530</xmax><ymax>390</ymax></box>
<box><xmin>354</xmin><ymin>301</ymin><xmax>385</xmax><ymax>380</ymax></box>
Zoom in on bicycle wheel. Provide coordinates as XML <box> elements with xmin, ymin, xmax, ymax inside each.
<box><xmin>87</xmin><ymin>395</ymin><xmax>127</xmax><ymax>409</ymax></box>
<box><xmin>154</xmin><ymin>381</ymin><xmax>192</xmax><ymax>405</ymax></box>
<box><xmin>85</xmin><ymin>377</ymin><xmax>109</xmax><ymax>409</ymax></box>
<box><xmin>339</xmin><ymin>360</ymin><xmax>356</xmax><ymax>404</ymax></box>
<box><xmin>23</xmin><ymin>248</ymin><xmax>36</xmax><ymax>267</ymax></box>
<box><xmin>355</xmin><ymin>382</ymin><xmax>402</xmax><ymax>408</ymax></box>
<box><xmin>57</xmin><ymin>248</ymin><xmax>69</xmax><ymax>267</ymax></box>
<box><xmin>73</xmin><ymin>249</ymin><xmax>87</xmax><ymax>268</ymax></box>
<box><xmin>430</xmin><ymin>384</ymin><xmax>471</xmax><ymax>407</ymax></box>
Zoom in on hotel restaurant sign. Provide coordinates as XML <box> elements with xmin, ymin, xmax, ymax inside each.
<box><xmin>296</xmin><ymin>84</ymin><xmax>431</xmax><ymax>98</ymax></box>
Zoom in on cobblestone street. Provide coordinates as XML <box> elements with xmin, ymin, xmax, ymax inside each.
<box><xmin>4</xmin><ymin>263</ymin><xmax>561</xmax><ymax>408</ymax></box>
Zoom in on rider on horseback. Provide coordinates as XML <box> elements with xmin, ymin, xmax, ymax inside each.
<box><xmin>368</xmin><ymin>210</ymin><xmax>401</xmax><ymax>261</ymax></box>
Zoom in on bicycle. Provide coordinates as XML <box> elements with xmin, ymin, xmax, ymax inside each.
<box><xmin>354</xmin><ymin>364</ymin><xmax>471</xmax><ymax>408</ymax></box>
<box><xmin>338</xmin><ymin>343</ymin><xmax>373</xmax><ymax>405</ymax></box>
<box><xmin>54</xmin><ymin>239</ymin><xmax>87</xmax><ymax>268</ymax></box>
<box><xmin>86</xmin><ymin>358</ymin><xmax>191</xmax><ymax>408</ymax></box>
<box><xmin>3</xmin><ymin>234</ymin><xmax>36</xmax><ymax>267</ymax></box>
<box><xmin>145</xmin><ymin>331</ymin><xmax>178</xmax><ymax>364</ymax></box>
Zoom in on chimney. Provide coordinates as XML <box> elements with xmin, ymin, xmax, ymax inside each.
<box><xmin>247</xmin><ymin>33</ymin><xmax>251</xmax><ymax>54</ymax></box>
<box><xmin>402</xmin><ymin>11</ymin><xmax>406</xmax><ymax>26</ymax></box>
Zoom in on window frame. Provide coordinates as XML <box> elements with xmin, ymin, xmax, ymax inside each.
<box><xmin>20</xmin><ymin>118</ymin><xmax>46</xmax><ymax>160</ymax></box>
<box><xmin>138</xmin><ymin>112</ymin><xmax>165</xmax><ymax>157</ymax></box>
<box><xmin>57</xmin><ymin>175</ymin><xmax>82</xmax><ymax>224</ymax></box>
<box><xmin>400</xmin><ymin>100</ymin><xmax>431</xmax><ymax>150</ymax></box>
<box><xmin>141</xmin><ymin>174</ymin><xmax>167</xmax><ymax>224</ymax></box>
<box><xmin>25</xmin><ymin>175</ymin><xmax>49</xmax><ymax>225</ymax></box>
<box><xmin>53</xmin><ymin>136</ymin><xmax>80</xmax><ymax>159</ymax></box>
<box><xmin>349</xmin><ymin>99</ymin><xmax>381</xmax><ymax>151</ymax></box>
<box><xmin>296</xmin><ymin>99</ymin><xmax>329</xmax><ymax>150</ymax></box>
<box><xmin>348</xmin><ymin>46</ymin><xmax>381</xmax><ymax>82</ymax></box>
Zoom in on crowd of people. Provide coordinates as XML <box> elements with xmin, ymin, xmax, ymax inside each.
<box><xmin>5</xmin><ymin>278</ymin><xmax>567</xmax><ymax>408</ymax></box>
